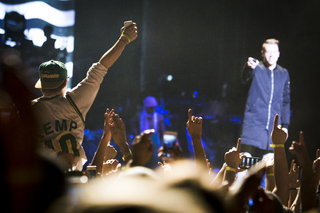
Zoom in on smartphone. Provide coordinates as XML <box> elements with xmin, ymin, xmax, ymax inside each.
<box><xmin>124</xmin><ymin>20</ymin><xmax>133</xmax><ymax>27</ymax></box>
<box><xmin>163</xmin><ymin>131</ymin><xmax>178</xmax><ymax>149</ymax></box>
<box><xmin>239</xmin><ymin>157</ymin><xmax>260</xmax><ymax>169</ymax></box>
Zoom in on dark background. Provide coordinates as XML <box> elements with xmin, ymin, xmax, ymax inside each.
<box><xmin>73</xmin><ymin>0</ymin><xmax>320</xmax><ymax>168</ymax></box>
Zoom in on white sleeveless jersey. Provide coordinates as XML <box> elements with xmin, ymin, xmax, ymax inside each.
<box><xmin>32</xmin><ymin>63</ymin><xmax>108</xmax><ymax>170</ymax></box>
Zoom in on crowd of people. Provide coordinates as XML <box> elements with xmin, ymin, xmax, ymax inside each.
<box><xmin>1</xmin><ymin>21</ymin><xmax>320</xmax><ymax>213</ymax></box>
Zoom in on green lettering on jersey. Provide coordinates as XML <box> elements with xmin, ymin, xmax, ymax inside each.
<box><xmin>55</xmin><ymin>119</ymin><xmax>67</xmax><ymax>131</ymax></box>
<box><xmin>43</xmin><ymin>122</ymin><xmax>54</xmax><ymax>135</ymax></box>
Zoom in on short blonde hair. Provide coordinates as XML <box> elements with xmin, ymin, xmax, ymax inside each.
<box><xmin>262</xmin><ymin>38</ymin><xmax>280</xmax><ymax>51</ymax></box>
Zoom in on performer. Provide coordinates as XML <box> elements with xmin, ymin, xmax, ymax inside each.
<box><xmin>240</xmin><ymin>38</ymin><xmax>290</xmax><ymax>157</ymax></box>
<box><xmin>139</xmin><ymin>96</ymin><xmax>165</xmax><ymax>168</ymax></box>
<box><xmin>32</xmin><ymin>21</ymin><xmax>138</xmax><ymax>171</ymax></box>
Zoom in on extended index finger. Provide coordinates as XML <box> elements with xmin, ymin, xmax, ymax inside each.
<box><xmin>316</xmin><ymin>149</ymin><xmax>320</xmax><ymax>159</ymax></box>
<box><xmin>188</xmin><ymin>108</ymin><xmax>192</xmax><ymax>121</ymax></box>
<box><xmin>273</xmin><ymin>114</ymin><xmax>279</xmax><ymax>130</ymax></box>
<box><xmin>236</xmin><ymin>138</ymin><xmax>241</xmax><ymax>152</ymax></box>
<box><xmin>299</xmin><ymin>131</ymin><xmax>305</xmax><ymax>146</ymax></box>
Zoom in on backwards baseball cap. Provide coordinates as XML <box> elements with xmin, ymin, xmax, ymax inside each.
<box><xmin>35</xmin><ymin>60</ymin><xmax>68</xmax><ymax>89</ymax></box>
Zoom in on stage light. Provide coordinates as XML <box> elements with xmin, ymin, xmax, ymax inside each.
<box><xmin>0</xmin><ymin>1</ymin><xmax>75</xmax><ymax>89</ymax></box>
<box><xmin>192</xmin><ymin>90</ymin><xmax>198</xmax><ymax>98</ymax></box>
<box><xmin>166</xmin><ymin>75</ymin><xmax>173</xmax><ymax>81</ymax></box>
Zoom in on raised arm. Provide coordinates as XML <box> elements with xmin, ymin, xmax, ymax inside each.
<box><xmin>186</xmin><ymin>108</ymin><xmax>207</xmax><ymax>169</ymax></box>
<box><xmin>289</xmin><ymin>132</ymin><xmax>316</xmax><ymax>212</ymax></box>
<box><xmin>130</xmin><ymin>129</ymin><xmax>154</xmax><ymax>167</ymax></box>
<box><xmin>241</xmin><ymin>57</ymin><xmax>259</xmax><ymax>82</ymax></box>
<box><xmin>68</xmin><ymin>21</ymin><xmax>138</xmax><ymax>117</ymax></box>
<box><xmin>211</xmin><ymin>163</ymin><xmax>227</xmax><ymax>186</ymax></box>
<box><xmin>263</xmin><ymin>156</ymin><xmax>275</xmax><ymax>192</ymax></box>
<box><xmin>110</xmin><ymin>114</ymin><xmax>132</xmax><ymax>164</ymax></box>
<box><xmin>223</xmin><ymin>138</ymin><xmax>243</xmax><ymax>186</ymax></box>
<box><xmin>288</xmin><ymin>159</ymin><xmax>300</xmax><ymax>208</ymax></box>
<box><xmin>99</xmin><ymin>22</ymin><xmax>138</xmax><ymax>69</ymax></box>
<box><xmin>91</xmin><ymin>109</ymin><xmax>114</xmax><ymax>174</ymax></box>
<box><xmin>270</xmin><ymin>114</ymin><xmax>289</xmax><ymax>206</ymax></box>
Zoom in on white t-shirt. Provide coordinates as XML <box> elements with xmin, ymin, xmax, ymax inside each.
<box><xmin>32</xmin><ymin>62</ymin><xmax>108</xmax><ymax>170</ymax></box>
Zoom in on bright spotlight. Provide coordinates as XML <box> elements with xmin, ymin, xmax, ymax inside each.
<box><xmin>166</xmin><ymin>75</ymin><xmax>173</xmax><ymax>81</ymax></box>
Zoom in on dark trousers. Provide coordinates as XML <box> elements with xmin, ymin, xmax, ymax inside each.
<box><xmin>241</xmin><ymin>144</ymin><xmax>273</xmax><ymax>158</ymax></box>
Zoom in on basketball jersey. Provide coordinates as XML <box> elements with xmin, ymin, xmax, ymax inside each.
<box><xmin>32</xmin><ymin>62</ymin><xmax>108</xmax><ymax>170</ymax></box>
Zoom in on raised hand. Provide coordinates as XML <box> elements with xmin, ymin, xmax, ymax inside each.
<box><xmin>271</xmin><ymin>114</ymin><xmax>287</xmax><ymax>144</ymax></box>
<box><xmin>247</xmin><ymin>57</ymin><xmax>259</xmax><ymax>69</ymax></box>
<box><xmin>110</xmin><ymin>114</ymin><xmax>127</xmax><ymax>147</ymax></box>
<box><xmin>90</xmin><ymin>109</ymin><xmax>115</xmax><ymax>174</ymax></box>
<box><xmin>109</xmin><ymin>113</ymin><xmax>132</xmax><ymax>163</ymax></box>
<box><xmin>102</xmin><ymin>108</ymin><xmax>114</xmax><ymax>142</ymax></box>
<box><xmin>223</xmin><ymin>138</ymin><xmax>245</xmax><ymax>186</ymax></box>
<box><xmin>270</xmin><ymin>115</ymin><xmax>290</xmax><ymax>204</ymax></box>
<box><xmin>289</xmin><ymin>132</ymin><xmax>309</xmax><ymax>167</ymax></box>
<box><xmin>131</xmin><ymin>129</ymin><xmax>154</xmax><ymax>167</ymax></box>
<box><xmin>186</xmin><ymin>108</ymin><xmax>202</xmax><ymax>139</ymax></box>
<box><xmin>289</xmin><ymin>159</ymin><xmax>300</xmax><ymax>189</ymax></box>
<box><xmin>224</xmin><ymin>138</ymin><xmax>243</xmax><ymax>170</ymax></box>
<box><xmin>289</xmin><ymin>131</ymin><xmax>316</xmax><ymax>211</ymax></box>
<box><xmin>120</xmin><ymin>21</ymin><xmax>138</xmax><ymax>44</ymax></box>
<box><xmin>186</xmin><ymin>108</ymin><xmax>207</xmax><ymax>169</ymax></box>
